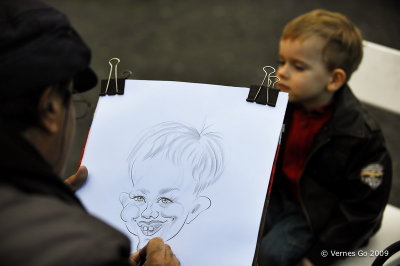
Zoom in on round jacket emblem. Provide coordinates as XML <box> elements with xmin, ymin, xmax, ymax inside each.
<box><xmin>360</xmin><ymin>163</ymin><xmax>383</xmax><ymax>189</ymax></box>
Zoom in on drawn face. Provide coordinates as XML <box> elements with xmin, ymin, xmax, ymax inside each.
<box><xmin>277</xmin><ymin>36</ymin><xmax>333</xmax><ymax>110</ymax></box>
<box><xmin>120</xmin><ymin>156</ymin><xmax>206</xmax><ymax>245</ymax></box>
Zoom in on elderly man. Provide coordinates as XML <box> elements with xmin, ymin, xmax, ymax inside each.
<box><xmin>0</xmin><ymin>1</ymin><xmax>179</xmax><ymax>265</ymax></box>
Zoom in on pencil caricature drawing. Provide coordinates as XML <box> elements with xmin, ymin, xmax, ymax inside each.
<box><xmin>119</xmin><ymin>121</ymin><xmax>225</xmax><ymax>250</ymax></box>
<box><xmin>77</xmin><ymin>80</ymin><xmax>288</xmax><ymax>265</ymax></box>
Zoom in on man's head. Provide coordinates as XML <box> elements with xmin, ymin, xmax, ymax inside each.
<box><xmin>120</xmin><ymin>121</ymin><xmax>224</xmax><ymax>248</ymax></box>
<box><xmin>276</xmin><ymin>9</ymin><xmax>363</xmax><ymax>109</ymax></box>
<box><xmin>0</xmin><ymin>0</ymin><xmax>97</xmax><ymax>102</ymax></box>
<box><xmin>0</xmin><ymin>0</ymin><xmax>97</xmax><ymax>174</ymax></box>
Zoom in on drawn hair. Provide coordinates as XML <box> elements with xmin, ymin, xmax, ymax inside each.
<box><xmin>127</xmin><ymin>121</ymin><xmax>224</xmax><ymax>195</ymax></box>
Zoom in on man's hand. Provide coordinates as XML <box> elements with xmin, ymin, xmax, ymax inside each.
<box><xmin>299</xmin><ymin>257</ymin><xmax>314</xmax><ymax>266</ymax></box>
<box><xmin>64</xmin><ymin>165</ymin><xmax>88</xmax><ymax>192</ymax></box>
<box><xmin>130</xmin><ymin>238</ymin><xmax>180</xmax><ymax>266</ymax></box>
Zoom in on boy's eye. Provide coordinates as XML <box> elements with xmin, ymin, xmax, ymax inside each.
<box><xmin>277</xmin><ymin>59</ymin><xmax>285</xmax><ymax>66</ymax></box>
<box><xmin>294</xmin><ymin>63</ymin><xmax>306</xmax><ymax>71</ymax></box>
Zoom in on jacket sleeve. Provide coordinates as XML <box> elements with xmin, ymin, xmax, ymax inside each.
<box><xmin>306</xmin><ymin>132</ymin><xmax>392</xmax><ymax>265</ymax></box>
<box><xmin>0</xmin><ymin>189</ymin><xmax>132</xmax><ymax>266</ymax></box>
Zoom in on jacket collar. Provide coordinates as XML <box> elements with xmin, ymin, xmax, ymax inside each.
<box><xmin>323</xmin><ymin>84</ymin><xmax>372</xmax><ymax>139</ymax></box>
<box><xmin>285</xmin><ymin>84</ymin><xmax>373</xmax><ymax>139</ymax></box>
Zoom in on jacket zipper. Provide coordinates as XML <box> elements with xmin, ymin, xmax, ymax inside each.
<box><xmin>297</xmin><ymin>133</ymin><xmax>331</xmax><ymax>233</ymax></box>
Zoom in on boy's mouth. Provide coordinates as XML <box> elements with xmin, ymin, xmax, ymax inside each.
<box><xmin>138</xmin><ymin>220</ymin><xmax>165</xmax><ymax>236</ymax></box>
<box><xmin>277</xmin><ymin>83</ymin><xmax>290</xmax><ymax>92</ymax></box>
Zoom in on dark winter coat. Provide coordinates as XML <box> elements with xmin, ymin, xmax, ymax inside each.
<box><xmin>0</xmin><ymin>130</ymin><xmax>131</xmax><ymax>266</ymax></box>
<box><xmin>274</xmin><ymin>84</ymin><xmax>392</xmax><ymax>265</ymax></box>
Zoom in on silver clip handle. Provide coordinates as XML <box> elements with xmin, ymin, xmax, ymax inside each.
<box><xmin>105</xmin><ymin>57</ymin><xmax>121</xmax><ymax>94</ymax></box>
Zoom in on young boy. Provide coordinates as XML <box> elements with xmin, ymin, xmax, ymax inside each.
<box><xmin>119</xmin><ymin>121</ymin><xmax>225</xmax><ymax>250</ymax></box>
<box><xmin>258</xmin><ymin>9</ymin><xmax>392</xmax><ymax>266</ymax></box>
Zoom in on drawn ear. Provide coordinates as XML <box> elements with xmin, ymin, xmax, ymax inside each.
<box><xmin>186</xmin><ymin>196</ymin><xmax>211</xmax><ymax>224</ymax></box>
<box><xmin>119</xmin><ymin>192</ymin><xmax>130</xmax><ymax>207</ymax></box>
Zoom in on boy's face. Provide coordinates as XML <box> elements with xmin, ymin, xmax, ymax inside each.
<box><xmin>277</xmin><ymin>36</ymin><xmax>334</xmax><ymax>110</ymax></box>
<box><xmin>121</xmin><ymin>157</ymin><xmax>201</xmax><ymax>244</ymax></box>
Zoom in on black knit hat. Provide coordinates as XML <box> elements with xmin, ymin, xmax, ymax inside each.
<box><xmin>0</xmin><ymin>0</ymin><xmax>97</xmax><ymax>101</ymax></box>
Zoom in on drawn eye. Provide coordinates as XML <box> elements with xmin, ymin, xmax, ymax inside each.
<box><xmin>133</xmin><ymin>196</ymin><xmax>145</xmax><ymax>203</ymax></box>
<box><xmin>158</xmin><ymin>197</ymin><xmax>173</xmax><ymax>206</ymax></box>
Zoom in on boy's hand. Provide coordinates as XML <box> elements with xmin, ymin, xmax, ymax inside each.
<box><xmin>64</xmin><ymin>165</ymin><xmax>88</xmax><ymax>192</ymax></box>
<box><xmin>130</xmin><ymin>238</ymin><xmax>180</xmax><ymax>266</ymax></box>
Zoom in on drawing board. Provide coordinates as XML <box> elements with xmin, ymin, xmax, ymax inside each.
<box><xmin>76</xmin><ymin>80</ymin><xmax>288</xmax><ymax>266</ymax></box>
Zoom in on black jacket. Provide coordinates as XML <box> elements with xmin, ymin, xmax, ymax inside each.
<box><xmin>274</xmin><ymin>85</ymin><xmax>392</xmax><ymax>265</ymax></box>
<box><xmin>0</xmin><ymin>130</ymin><xmax>131</xmax><ymax>266</ymax></box>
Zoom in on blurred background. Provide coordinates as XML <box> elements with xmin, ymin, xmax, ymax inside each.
<box><xmin>44</xmin><ymin>0</ymin><xmax>400</xmax><ymax>207</ymax></box>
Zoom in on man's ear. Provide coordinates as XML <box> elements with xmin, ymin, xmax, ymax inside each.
<box><xmin>327</xmin><ymin>68</ymin><xmax>346</xmax><ymax>92</ymax></box>
<box><xmin>186</xmin><ymin>196</ymin><xmax>211</xmax><ymax>224</ymax></box>
<box><xmin>37</xmin><ymin>86</ymin><xmax>62</xmax><ymax>134</ymax></box>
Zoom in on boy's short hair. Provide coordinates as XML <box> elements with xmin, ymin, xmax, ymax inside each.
<box><xmin>281</xmin><ymin>9</ymin><xmax>363</xmax><ymax>80</ymax></box>
<box><xmin>127</xmin><ymin>121</ymin><xmax>225</xmax><ymax>195</ymax></box>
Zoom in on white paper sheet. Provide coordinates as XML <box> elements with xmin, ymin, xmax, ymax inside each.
<box><xmin>77</xmin><ymin>80</ymin><xmax>288</xmax><ymax>266</ymax></box>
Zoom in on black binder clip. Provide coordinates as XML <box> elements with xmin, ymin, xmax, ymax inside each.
<box><xmin>100</xmin><ymin>58</ymin><xmax>132</xmax><ymax>96</ymax></box>
<box><xmin>247</xmin><ymin>66</ymin><xmax>280</xmax><ymax>107</ymax></box>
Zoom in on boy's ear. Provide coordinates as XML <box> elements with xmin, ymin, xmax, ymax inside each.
<box><xmin>186</xmin><ymin>196</ymin><xmax>211</xmax><ymax>224</ymax></box>
<box><xmin>37</xmin><ymin>86</ymin><xmax>62</xmax><ymax>134</ymax></box>
<box><xmin>327</xmin><ymin>68</ymin><xmax>346</xmax><ymax>92</ymax></box>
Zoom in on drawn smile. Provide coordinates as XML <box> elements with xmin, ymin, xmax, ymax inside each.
<box><xmin>137</xmin><ymin>220</ymin><xmax>165</xmax><ymax>236</ymax></box>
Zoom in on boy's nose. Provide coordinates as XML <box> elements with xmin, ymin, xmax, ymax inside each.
<box><xmin>277</xmin><ymin>65</ymin><xmax>288</xmax><ymax>80</ymax></box>
<box><xmin>141</xmin><ymin>203</ymin><xmax>159</xmax><ymax>219</ymax></box>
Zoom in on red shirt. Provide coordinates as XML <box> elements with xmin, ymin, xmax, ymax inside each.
<box><xmin>282</xmin><ymin>104</ymin><xmax>334</xmax><ymax>199</ymax></box>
